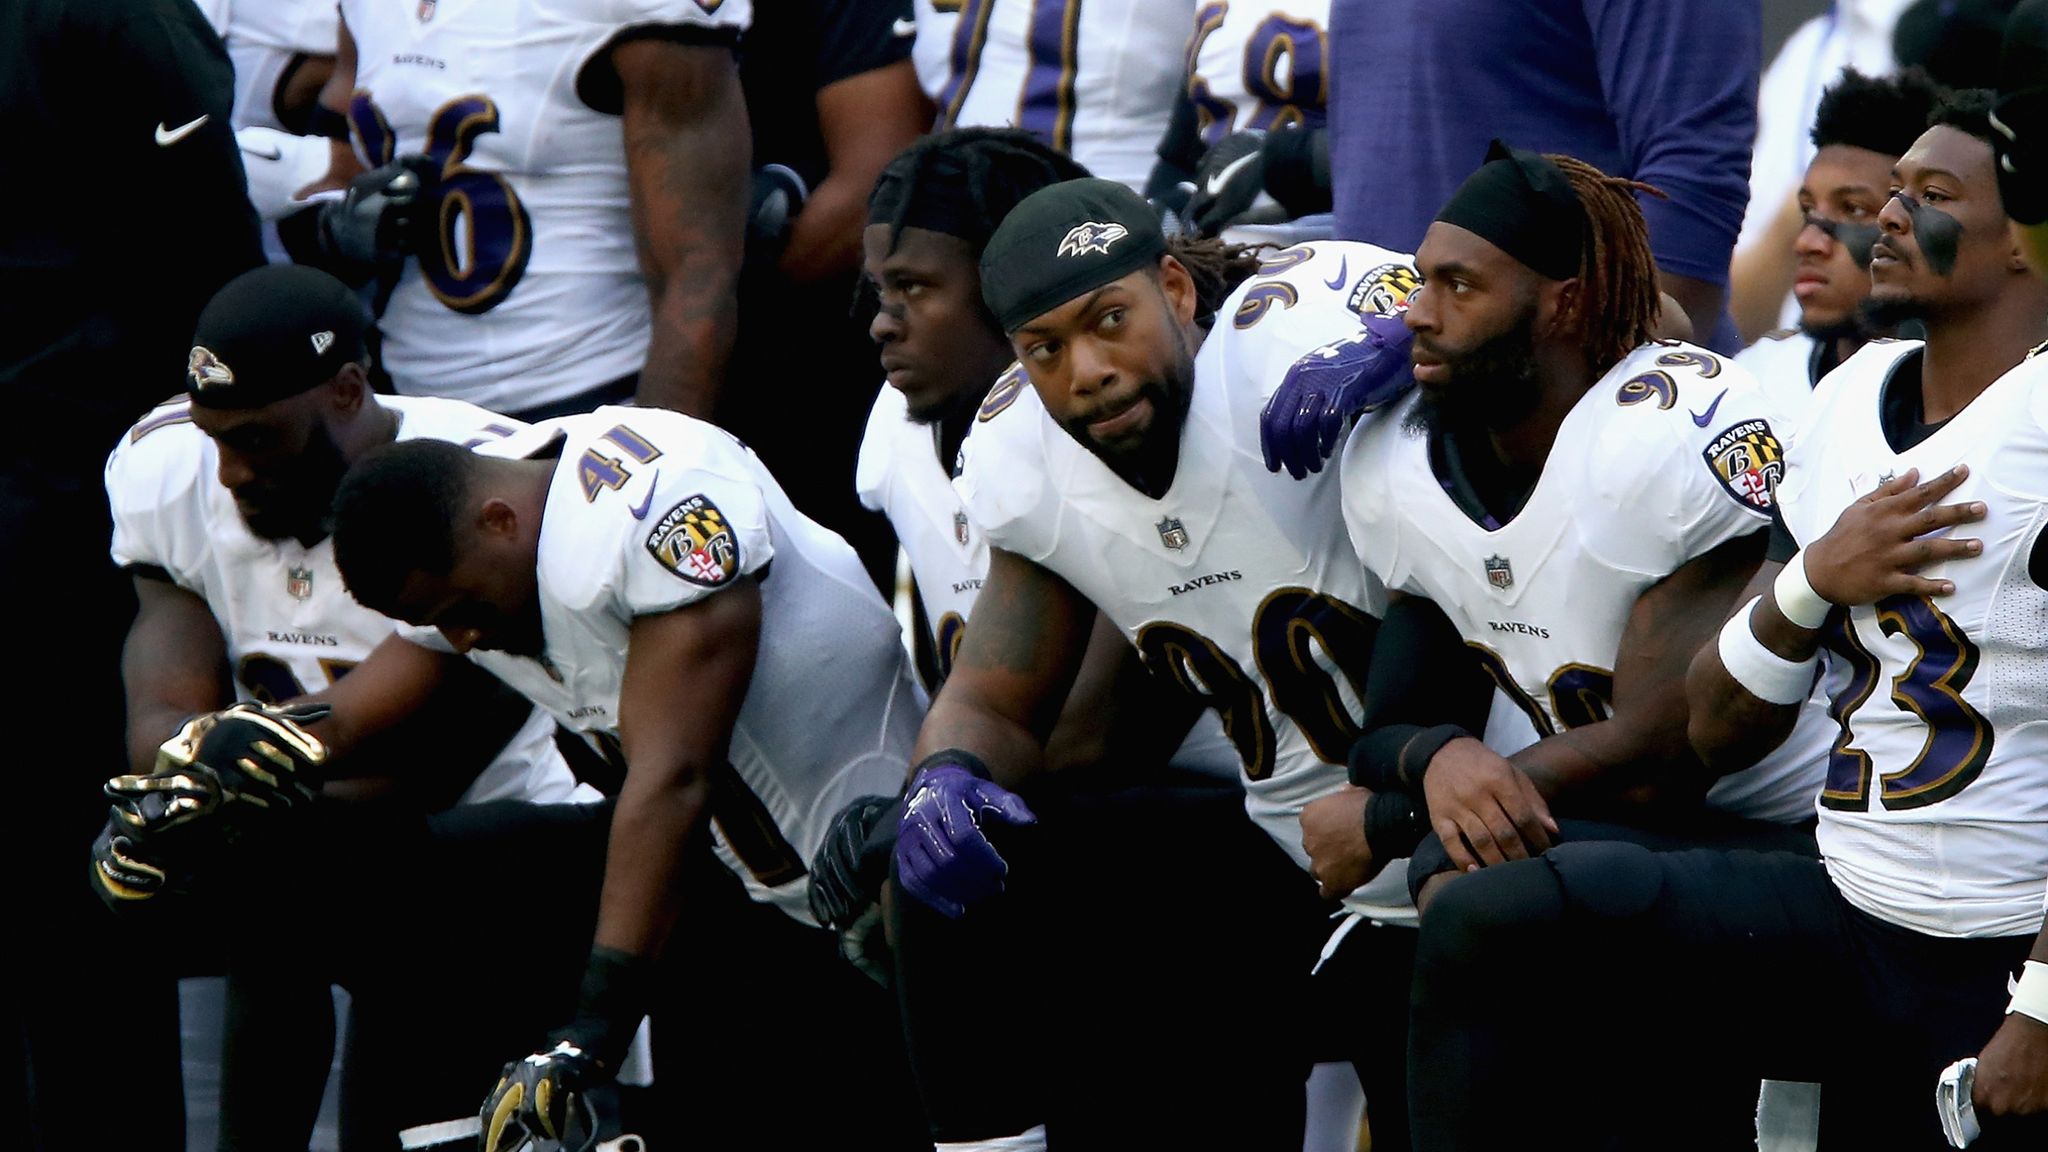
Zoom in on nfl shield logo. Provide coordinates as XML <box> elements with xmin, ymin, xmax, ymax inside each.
<box><xmin>286</xmin><ymin>566</ymin><xmax>314</xmax><ymax>601</ymax></box>
<box><xmin>954</xmin><ymin>510</ymin><xmax>970</xmax><ymax>546</ymax></box>
<box><xmin>417</xmin><ymin>0</ymin><xmax>435</xmax><ymax>21</ymax></box>
<box><xmin>1483</xmin><ymin>555</ymin><xmax>1513</xmax><ymax>590</ymax></box>
<box><xmin>1156</xmin><ymin>517</ymin><xmax>1189</xmax><ymax>551</ymax></box>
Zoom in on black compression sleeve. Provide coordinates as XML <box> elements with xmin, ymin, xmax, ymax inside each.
<box><xmin>1348</xmin><ymin>596</ymin><xmax>1494</xmax><ymax>792</ymax></box>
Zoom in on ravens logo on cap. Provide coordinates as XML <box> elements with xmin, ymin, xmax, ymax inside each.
<box><xmin>188</xmin><ymin>346</ymin><xmax>234</xmax><ymax>391</ymax></box>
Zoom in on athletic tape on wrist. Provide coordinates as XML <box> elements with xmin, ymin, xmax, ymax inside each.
<box><xmin>1772</xmin><ymin>551</ymin><xmax>1833</xmax><ymax>630</ymax></box>
<box><xmin>914</xmin><ymin>748</ymin><xmax>993</xmax><ymax>782</ymax></box>
<box><xmin>2009</xmin><ymin>960</ymin><xmax>2048</xmax><ymax>1025</ymax></box>
<box><xmin>1717</xmin><ymin>597</ymin><xmax>1819</xmax><ymax>705</ymax></box>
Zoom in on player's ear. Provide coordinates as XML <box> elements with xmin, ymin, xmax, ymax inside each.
<box><xmin>328</xmin><ymin>361</ymin><xmax>370</xmax><ymax>413</ymax></box>
<box><xmin>477</xmin><ymin>497</ymin><xmax>520</xmax><ymax>542</ymax></box>
<box><xmin>1157</xmin><ymin>254</ymin><xmax>1197</xmax><ymax>326</ymax></box>
<box><xmin>1539</xmin><ymin>276</ymin><xmax>1580</xmax><ymax>337</ymax></box>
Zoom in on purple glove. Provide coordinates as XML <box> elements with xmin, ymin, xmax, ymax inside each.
<box><xmin>894</xmin><ymin>756</ymin><xmax>1037</xmax><ymax>918</ymax></box>
<box><xmin>1260</xmin><ymin>310</ymin><xmax>1415</xmax><ymax>480</ymax></box>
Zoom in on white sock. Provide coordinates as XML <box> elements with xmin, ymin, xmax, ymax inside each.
<box><xmin>1302</xmin><ymin>1061</ymin><xmax>1365</xmax><ymax>1152</ymax></box>
<box><xmin>936</xmin><ymin>1125</ymin><xmax>1049</xmax><ymax>1152</ymax></box>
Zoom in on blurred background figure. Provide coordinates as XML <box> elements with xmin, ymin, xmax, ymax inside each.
<box><xmin>1326</xmin><ymin>0</ymin><xmax>1761</xmax><ymax>352</ymax></box>
<box><xmin>1</xmin><ymin>1</ymin><xmax>263</xmax><ymax>1148</ymax></box>
<box><xmin>721</xmin><ymin>0</ymin><xmax>932</xmax><ymax>593</ymax></box>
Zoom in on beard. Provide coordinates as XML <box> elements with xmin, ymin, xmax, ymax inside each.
<box><xmin>237</xmin><ymin>423</ymin><xmax>350</xmax><ymax>542</ymax></box>
<box><xmin>1402</xmin><ymin>310</ymin><xmax>1543</xmax><ymax>439</ymax></box>
<box><xmin>1859</xmin><ymin>288</ymin><xmax>1932</xmax><ymax>332</ymax></box>
<box><xmin>1065</xmin><ymin>344</ymin><xmax>1196</xmax><ymax>493</ymax></box>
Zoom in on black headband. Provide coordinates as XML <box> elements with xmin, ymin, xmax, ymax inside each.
<box><xmin>1434</xmin><ymin>140</ymin><xmax>1587</xmax><ymax>281</ymax></box>
<box><xmin>979</xmin><ymin>178</ymin><xmax>1168</xmax><ymax>332</ymax></box>
<box><xmin>868</xmin><ymin>153</ymin><xmax>994</xmax><ymax>247</ymax></box>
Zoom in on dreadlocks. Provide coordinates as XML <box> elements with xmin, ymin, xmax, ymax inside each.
<box><xmin>869</xmin><ymin>128</ymin><xmax>1092</xmax><ymax>258</ymax></box>
<box><xmin>1548</xmin><ymin>154</ymin><xmax>1665</xmax><ymax>375</ymax></box>
<box><xmin>1166</xmin><ymin>234</ymin><xmax>1267</xmax><ymax>322</ymax></box>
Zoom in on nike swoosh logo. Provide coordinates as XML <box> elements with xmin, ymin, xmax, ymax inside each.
<box><xmin>892</xmin><ymin>17</ymin><xmax>916</xmax><ymax>36</ymax></box>
<box><xmin>1206</xmin><ymin>149</ymin><xmax>1259</xmax><ymax>196</ymax></box>
<box><xmin>629</xmin><ymin>474</ymin><xmax>658</xmax><ymax>520</ymax></box>
<box><xmin>155</xmin><ymin>114</ymin><xmax>209</xmax><ymax>147</ymax></box>
<box><xmin>1323</xmin><ymin>256</ymin><xmax>1348</xmax><ymax>291</ymax></box>
<box><xmin>1690</xmin><ymin>388</ymin><xmax>1728</xmax><ymax>427</ymax></box>
<box><xmin>240</xmin><ymin>142</ymin><xmax>283</xmax><ymax>162</ymax></box>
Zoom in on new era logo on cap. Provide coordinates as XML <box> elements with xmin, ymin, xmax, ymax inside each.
<box><xmin>310</xmin><ymin>330</ymin><xmax>335</xmax><ymax>355</ymax></box>
<box><xmin>1057</xmin><ymin>221</ymin><xmax>1129</xmax><ymax>258</ymax></box>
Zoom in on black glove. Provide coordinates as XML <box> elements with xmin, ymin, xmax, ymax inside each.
<box><xmin>1995</xmin><ymin>87</ymin><xmax>2048</xmax><ymax>226</ymax></box>
<box><xmin>744</xmin><ymin>163</ymin><xmax>809</xmax><ymax>270</ymax></box>
<box><xmin>807</xmin><ymin>793</ymin><xmax>901</xmax><ymax>930</ymax></box>
<box><xmin>1143</xmin><ymin>155</ymin><xmax>1197</xmax><ymax>235</ymax></box>
<box><xmin>316</xmin><ymin>155</ymin><xmax>437</xmax><ymax>284</ymax></box>
<box><xmin>1185</xmin><ymin>131</ymin><xmax>1284</xmax><ymax>237</ymax></box>
<box><xmin>88</xmin><ymin>819</ymin><xmax>181</xmax><ymax>910</ymax></box>
<box><xmin>484</xmin><ymin>947</ymin><xmax>651</xmax><ymax>1151</ymax></box>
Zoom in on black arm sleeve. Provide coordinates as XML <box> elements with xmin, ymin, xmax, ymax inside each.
<box><xmin>1154</xmin><ymin>81</ymin><xmax>1205</xmax><ymax>175</ymax></box>
<box><xmin>815</xmin><ymin>0</ymin><xmax>915</xmax><ymax>87</ymax></box>
<box><xmin>1765</xmin><ymin>504</ymin><xmax>1798</xmax><ymax>564</ymax></box>
<box><xmin>1348</xmin><ymin>596</ymin><xmax>1494</xmax><ymax>792</ymax></box>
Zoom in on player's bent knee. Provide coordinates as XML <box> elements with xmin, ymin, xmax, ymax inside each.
<box><xmin>1546</xmin><ymin>840</ymin><xmax>1666</xmax><ymax>920</ymax></box>
<box><xmin>1414</xmin><ymin>858</ymin><xmax>1567</xmax><ymax>970</ymax></box>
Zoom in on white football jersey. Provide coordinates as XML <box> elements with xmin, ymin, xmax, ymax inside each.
<box><xmin>425</xmin><ymin>407</ymin><xmax>923</xmax><ymax>921</ymax></box>
<box><xmin>958</xmin><ymin>241</ymin><xmax>1409</xmax><ymax>915</ymax></box>
<box><xmin>1344</xmin><ymin>343</ymin><xmax>1829</xmax><ymax>826</ymax></box>
<box><xmin>215</xmin><ymin>0</ymin><xmax>342</xmax><ymax>132</ymax></box>
<box><xmin>934</xmin><ymin>0</ymin><xmax>1192</xmax><ymax>190</ymax></box>
<box><xmin>911</xmin><ymin>0</ymin><xmax>959</xmax><ymax>102</ymax></box>
<box><xmin>1734</xmin><ymin>328</ymin><xmax>1825</xmax><ymax>424</ymax></box>
<box><xmin>1185</xmin><ymin>0</ymin><xmax>1328</xmax><ymax>146</ymax></box>
<box><xmin>341</xmin><ymin>0</ymin><xmax>750</xmax><ymax>413</ymax></box>
<box><xmin>105</xmin><ymin>395</ymin><xmax>581</xmax><ymax>807</ymax></box>
<box><xmin>1776</xmin><ymin>340</ymin><xmax>2048</xmax><ymax>939</ymax></box>
<box><xmin>856</xmin><ymin>382</ymin><xmax>1240</xmax><ymax>777</ymax></box>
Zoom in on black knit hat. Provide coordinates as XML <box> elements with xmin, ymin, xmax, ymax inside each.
<box><xmin>187</xmin><ymin>264</ymin><xmax>370</xmax><ymax>410</ymax></box>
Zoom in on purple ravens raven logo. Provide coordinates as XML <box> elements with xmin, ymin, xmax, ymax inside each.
<box><xmin>1058</xmin><ymin>221</ymin><xmax>1129</xmax><ymax>258</ymax></box>
<box><xmin>188</xmin><ymin>345</ymin><xmax>234</xmax><ymax>391</ymax></box>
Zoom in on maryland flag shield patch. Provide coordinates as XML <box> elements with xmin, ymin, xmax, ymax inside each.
<box><xmin>1701</xmin><ymin>419</ymin><xmax>1784</xmax><ymax>512</ymax></box>
<box><xmin>1348</xmin><ymin>262</ymin><xmax>1422</xmax><ymax>318</ymax></box>
<box><xmin>645</xmin><ymin>494</ymin><xmax>739</xmax><ymax>587</ymax></box>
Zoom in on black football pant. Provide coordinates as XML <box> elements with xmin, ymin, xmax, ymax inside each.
<box><xmin>217</xmin><ymin>797</ymin><xmax>613</xmax><ymax>1151</ymax></box>
<box><xmin>890</xmin><ymin>778</ymin><xmax>1353</xmax><ymax>1150</ymax></box>
<box><xmin>1408</xmin><ymin>840</ymin><xmax>2048</xmax><ymax>1151</ymax></box>
<box><xmin>642</xmin><ymin>842</ymin><xmax>929</xmax><ymax>1150</ymax></box>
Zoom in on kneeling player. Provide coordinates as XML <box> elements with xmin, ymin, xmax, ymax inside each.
<box><xmin>94</xmin><ymin>264</ymin><xmax>604</xmax><ymax>1148</ymax></box>
<box><xmin>326</xmin><ymin>406</ymin><xmax>929</xmax><ymax>1148</ymax></box>
<box><xmin>886</xmin><ymin>177</ymin><xmax>1426</xmax><ymax>1150</ymax></box>
<box><xmin>1402</xmin><ymin>93</ymin><xmax>2048</xmax><ymax>1150</ymax></box>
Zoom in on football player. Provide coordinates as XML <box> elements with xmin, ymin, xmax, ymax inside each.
<box><xmin>94</xmin><ymin>264</ymin><xmax>605</xmax><ymax>1148</ymax></box>
<box><xmin>845</xmin><ymin>128</ymin><xmax>1339</xmax><ymax>1149</ymax></box>
<box><xmin>1318</xmin><ymin>143</ymin><xmax>1825</xmax><ymax>910</ymax></box>
<box><xmin>933</xmin><ymin>0</ymin><xmax>1191</xmax><ymax>191</ymax></box>
<box><xmin>303</xmin><ymin>0</ymin><xmax>750</xmax><ymax>419</ymax></box>
<box><xmin>1404</xmin><ymin>91</ymin><xmax>2048</xmax><ymax>1149</ymax></box>
<box><xmin>324</xmin><ymin>407</ymin><xmax>929</xmax><ymax>1147</ymax></box>
<box><xmin>886</xmin><ymin>177</ymin><xmax>1421</xmax><ymax>1151</ymax></box>
<box><xmin>1736</xmin><ymin>69</ymin><xmax>1944</xmax><ymax>412</ymax></box>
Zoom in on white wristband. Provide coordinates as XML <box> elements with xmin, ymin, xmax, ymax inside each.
<box><xmin>2008</xmin><ymin>960</ymin><xmax>2048</xmax><ymax>1026</ymax></box>
<box><xmin>1772</xmin><ymin>551</ymin><xmax>1834</xmax><ymax>630</ymax></box>
<box><xmin>1717</xmin><ymin>597</ymin><xmax>1820</xmax><ymax>705</ymax></box>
